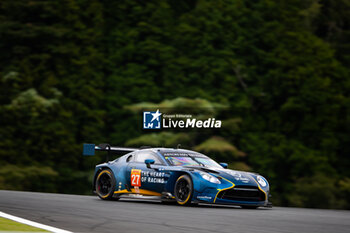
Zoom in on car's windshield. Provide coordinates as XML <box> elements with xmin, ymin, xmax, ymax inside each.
<box><xmin>194</xmin><ymin>157</ymin><xmax>221</xmax><ymax>168</ymax></box>
<box><xmin>164</xmin><ymin>154</ymin><xmax>221</xmax><ymax>168</ymax></box>
<box><xmin>166</xmin><ymin>156</ymin><xmax>200</xmax><ymax>166</ymax></box>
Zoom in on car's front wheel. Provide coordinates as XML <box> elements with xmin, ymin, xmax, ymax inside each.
<box><xmin>174</xmin><ymin>175</ymin><xmax>193</xmax><ymax>206</ymax></box>
<box><xmin>95</xmin><ymin>169</ymin><xmax>117</xmax><ymax>200</ymax></box>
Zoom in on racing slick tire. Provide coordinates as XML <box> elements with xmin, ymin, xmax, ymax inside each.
<box><xmin>174</xmin><ymin>175</ymin><xmax>193</xmax><ymax>206</ymax></box>
<box><xmin>95</xmin><ymin>169</ymin><xmax>118</xmax><ymax>200</ymax></box>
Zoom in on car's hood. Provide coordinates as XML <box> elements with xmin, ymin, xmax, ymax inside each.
<box><xmin>186</xmin><ymin>166</ymin><xmax>260</xmax><ymax>187</ymax></box>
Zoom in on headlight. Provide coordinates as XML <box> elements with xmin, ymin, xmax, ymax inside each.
<box><xmin>200</xmin><ymin>172</ymin><xmax>221</xmax><ymax>184</ymax></box>
<box><xmin>257</xmin><ymin>175</ymin><xmax>267</xmax><ymax>187</ymax></box>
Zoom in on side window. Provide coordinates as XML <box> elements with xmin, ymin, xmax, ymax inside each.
<box><xmin>135</xmin><ymin>151</ymin><xmax>163</xmax><ymax>165</ymax></box>
<box><xmin>126</xmin><ymin>154</ymin><xmax>134</xmax><ymax>162</ymax></box>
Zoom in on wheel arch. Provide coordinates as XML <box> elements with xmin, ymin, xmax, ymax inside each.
<box><xmin>166</xmin><ymin>170</ymin><xmax>197</xmax><ymax>195</ymax></box>
<box><xmin>92</xmin><ymin>166</ymin><xmax>112</xmax><ymax>191</ymax></box>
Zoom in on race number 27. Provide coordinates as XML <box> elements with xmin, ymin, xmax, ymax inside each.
<box><xmin>131</xmin><ymin>169</ymin><xmax>141</xmax><ymax>187</ymax></box>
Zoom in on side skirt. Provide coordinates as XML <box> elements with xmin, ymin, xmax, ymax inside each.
<box><xmin>114</xmin><ymin>193</ymin><xmax>162</xmax><ymax>200</ymax></box>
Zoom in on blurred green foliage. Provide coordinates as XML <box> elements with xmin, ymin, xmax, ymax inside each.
<box><xmin>0</xmin><ymin>0</ymin><xmax>349</xmax><ymax>209</ymax></box>
<box><xmin>194</xmin><ymin>136</ymin><xmax>245</xmax><ymax>160</ymax></box>
<box><xmin>126</xmin><ymin>132</ymin><xmax>193</xmax><ymax>148</ymax></box>
<box><xmin>0</xmin><ymin>165</ymin><xmax>58</xmax><ymax>192</ymax></box>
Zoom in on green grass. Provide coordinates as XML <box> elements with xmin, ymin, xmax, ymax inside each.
<box><xmin>0</xmin><ymin>217</ymin><xmax>48</xmax><ymax>232</ymax></box>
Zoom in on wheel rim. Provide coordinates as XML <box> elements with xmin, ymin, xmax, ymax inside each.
<box><xmin>176</xmin><ymin>179</ymin><xmax>190</xmax><ymax>202</ymax></box>
<box><xmin>97</xmin><ymin>172</ymin><xmax>112</xmax><ymax>196</ymax></box>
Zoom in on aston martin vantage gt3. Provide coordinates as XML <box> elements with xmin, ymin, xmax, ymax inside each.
<box><xmin>83</xmin><ymin>144</ymin><xmax>271</xmax><ymax>208</ymax></box>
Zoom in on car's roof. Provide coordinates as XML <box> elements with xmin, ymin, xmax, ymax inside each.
<box><xmin>139</xmin><ymin>147</ymin><xmax>194</xmax><ymax>153</ymax></box>
<box><xmin>135</xmin><ymin>147</ymin><xmax>208</xmax><ymax>158</ymax></box>
<box><xmin>155</xmin><ymin>148</ymin><xmax>193</xmax><ymax>152</ymax></box>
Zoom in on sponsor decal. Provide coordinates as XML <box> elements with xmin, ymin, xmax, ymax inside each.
<box><xmin>164</xmin><ymin>153</ymin><xmax>190</xmax><ymax>157</ymax></box>
<box><xmin>197</xmin><ymin>196</ymin><xmax>212</xmax><ymax>200</ymax></box>
<box><xmin>143</xmin><ymin>109</ymin><xmax>221</xmax><ymax>129</ymax></box>
<box><xmin>141</xmin><ymin>170</ymin><xmax>168</xmax><ymax>184</ymax></box>
<box><xmin>163</xmin><ymin>152</ymin><xmax>206</xmax><ymax>157</ymax></box>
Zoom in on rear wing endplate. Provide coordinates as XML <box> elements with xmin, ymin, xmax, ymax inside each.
<box><xmin>83</xmin><ymin>143</ymin><xmax>137</xmax><ymax>161</ymax></box>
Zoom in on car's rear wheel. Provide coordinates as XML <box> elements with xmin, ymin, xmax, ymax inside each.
<box><xmin>95</xmin><ymin>169</ymin><xmax>117</xmax><ymax>200</ymax></box>
<box><xmin>174</xmin><ymin>175</ymin><xmax>193</xmax><ymax>206</ymax></box>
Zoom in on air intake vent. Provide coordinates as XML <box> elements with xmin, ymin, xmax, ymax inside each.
<box><xmin>218</xmin><ymin>185</ymin><xmax>265</xmax><ymax>202</ymax></box>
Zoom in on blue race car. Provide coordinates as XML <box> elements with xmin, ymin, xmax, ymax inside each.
<box><xmin>83</xmin><ymin>144</ymin><xmax>271</xmax><ymax>208</ymax></box>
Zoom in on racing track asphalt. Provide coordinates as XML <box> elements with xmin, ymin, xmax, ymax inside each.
<box><xmin>0</xmin><ymin>190</ymin><xmax>349</xmax><ymax>233</ymax></box>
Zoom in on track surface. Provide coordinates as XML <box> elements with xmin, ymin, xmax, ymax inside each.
<box><xmin>0</xmin><ymin>190</ymin><xmax>349</xmax><ymax>233</ymax></box>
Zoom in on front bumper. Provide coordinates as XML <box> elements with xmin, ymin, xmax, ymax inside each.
<box><xmin>195</xmin><ymin>185</ymin><xmax>269</xmax><ymax>207</ymax></box>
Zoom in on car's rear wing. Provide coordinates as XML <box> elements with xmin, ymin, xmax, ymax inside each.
<box><xmin>83</xmin><ymin>143</ymin><xmax>137</xmax><ymax>161</ymax></box>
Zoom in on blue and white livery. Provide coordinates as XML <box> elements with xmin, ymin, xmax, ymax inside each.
<box><xmin>83</xmin><ymin>144</ymin><xmax>271</xmax><ymax>208</ymax></box>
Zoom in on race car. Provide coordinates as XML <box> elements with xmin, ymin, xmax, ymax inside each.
<box><xmin>83</xmin><ymin>143</ymin><xmax>271</xmax><ymax>208</ymax></box>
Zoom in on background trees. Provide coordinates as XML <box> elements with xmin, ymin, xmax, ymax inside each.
<box><xmin>0</xmin><ymin>0</ymin><xmax>349</xmax><ymax>208</ymax></box>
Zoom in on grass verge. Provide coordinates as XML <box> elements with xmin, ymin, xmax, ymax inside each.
<box><xmin>0</xmin><ymin>217</ymin><xmax>48</xmax><ymax>232</ymax></box>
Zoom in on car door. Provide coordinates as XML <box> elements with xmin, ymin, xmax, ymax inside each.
<box><xmin>126</xmin><ymin>151</ymin><xmax>169</xmax><ymax>195</ymax></box>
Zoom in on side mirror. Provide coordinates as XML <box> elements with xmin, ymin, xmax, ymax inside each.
<box><xmin>145</xmin><ymin>159</ymin><xmax>155</xmax><ymax>168</ymax></box>
<box><xmin>219</xmin><ymin>162</ymin><xmax>228</xmax><ymax>169</ymax></box>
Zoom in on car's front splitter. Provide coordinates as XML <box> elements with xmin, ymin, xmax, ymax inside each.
<box><xmin>213</xmin><ymin>198</ymin><xmax>267</xmax><ymax>206</ymax></box>
<box><xmin>194</xmin><ymin>188</ymin><xmax>267</xmax><ymax>206</ymax></box>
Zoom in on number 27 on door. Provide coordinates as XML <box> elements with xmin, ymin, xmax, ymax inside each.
<box><xmin>131</xmin><ymin>169</ymin><xmax>141</xmax><ymax>187</ymax></box>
